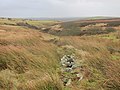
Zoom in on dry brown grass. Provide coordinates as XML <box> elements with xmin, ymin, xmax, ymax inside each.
<box><xmin>0</xmin><ymin>19</ymin><xmax>120</xmax><ymax>90</ymax></box>
<box><xmin>0</xmin><ymin>25</ymin><xmax>63</xmax><ymax>90</ymax></box>
<box><xmin>59</xmin><ymin>34</ymin><xmax>120</xmax><ymax>90</ymax></box>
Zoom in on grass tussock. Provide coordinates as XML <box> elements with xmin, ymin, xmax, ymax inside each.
<box><xmin>59</xmin><ymin>34</ymin><xmax>120</xmax><ymax>90</ymax></box>
<box><xmin>0</xmin><ymin>25</ymin><xmax>63</xmax><ymax>90</ymax></box>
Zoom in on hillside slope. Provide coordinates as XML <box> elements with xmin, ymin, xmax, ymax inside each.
<box><xmin>0</xmin><ymin>25</ymin><xmax>64</xmax><ymax>90</ymax></box>
<box><xmin>0</xmin><ymin>18</ymin><xmax>120</xmax><ymax>90</ymax></box>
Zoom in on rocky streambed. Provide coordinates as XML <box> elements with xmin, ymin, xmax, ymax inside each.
<box><xmin>60</xmin><ymin>55</ymin><xmax>83</xmax><ymax>86</ymax></box>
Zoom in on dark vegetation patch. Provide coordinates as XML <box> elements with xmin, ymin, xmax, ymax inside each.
<box><xmin>79</xmin><ymin>27</ymin><xmax>116</xmax><ymax>36</ymax></box>
<box><xmin>107</xmin><ymin>21</ymin><xmax>120</xmax><ymax>27</ymax></box>
<box><xmin>47</xmin><ymin>19</ymin><xmax>120</xmax><ymax>36</ymax></box>
<box><xmin>16</xmin><ymin>22</ymin><xmax>39</xmax><ymax>29</ymax></box>
<box><xmin>48</xmin><ymin>21</ymin><xmax>116</xmax><ymax>36</ymax></box>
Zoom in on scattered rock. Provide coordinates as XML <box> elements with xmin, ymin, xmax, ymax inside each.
<box><xmin>76</xmin><ymin>73</ymin><xmax>83</xmax><ymax>81</ymax></box>
<box><xmin>65</xmin><ymin>79</ymin><xmax>72</xmax><ymax>86</ymax></box>
<box><xmin>60</xmin><ymin>55</ymin><xmax>83</xmax><ymax>86</ymax></box>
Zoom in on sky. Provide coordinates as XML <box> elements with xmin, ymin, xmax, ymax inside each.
<box><xmin>0</xmin><ymin>0</ymin><xmax>120</xmax><ymax>18</ymax></box>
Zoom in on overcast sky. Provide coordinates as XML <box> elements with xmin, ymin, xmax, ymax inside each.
<box><xmin>0</xmin><ymin>0</ymin><xmax>120</xmax><ymax>18</ymax></box>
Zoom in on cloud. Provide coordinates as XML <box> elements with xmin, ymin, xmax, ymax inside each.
<box><xmin>0</xmin><ymin>0</ymin><xmax>120</xmax><ymax>17</ymax></box>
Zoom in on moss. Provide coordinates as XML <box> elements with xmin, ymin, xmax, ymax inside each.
<box><xmin>111</xmin><ymin>55</ymin><xmax>120</xmax><ymax>60</ymax></box>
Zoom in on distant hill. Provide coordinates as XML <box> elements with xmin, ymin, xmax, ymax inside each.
<box><xmin>27</xmin><ymin>16</ymin><xmax>120</xmax><ymax>22</ymax></box>
<box><xmin>26</xmin><ymin>17</ymin><xmax>86</xmax><ymax>21</ymax></box>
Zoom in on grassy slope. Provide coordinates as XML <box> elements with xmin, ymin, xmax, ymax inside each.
<box><xmin>59</xmin><ymin>35</ymin><xmax>120</xmax><ymax>90</ymax></box>
<box><xmin>0</xmin><ymin>25</ymin><xmax>63</xmax><ymax>90</ymax></box>
<box><xmin>0</xmin><ymin>18</ymin><xmax>120</xmax><ymax>90</ymax></box>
